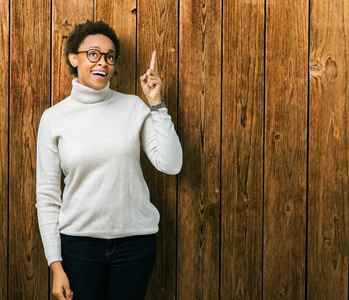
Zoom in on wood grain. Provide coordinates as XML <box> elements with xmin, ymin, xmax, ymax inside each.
<box><xmin>0</xmin><ymin>0</ymin><xmax>9</xmax><ymax>299</ymax></box>
<box><xmin>221</xmin><ymin>0</ymin><xmax>264</xmax><ymax>298</ymax></box>
<box><xmin>2</xmin><ymin>0</ymin><xmax>349</xmax><ymax>299</ymax></box>
<box><xmin>308</xmin><ymin>0</ymin><xmax>349</xmax><ymax>298</ymax></box>
<box><xmin>263</xmin><ymin>0</ymin><xmax>308</xmax><ymax>298</ymax></box>
<box><xmin>50</xmin><ymin>1</ymin><xmax>94</xmax><ymax>298</ymax></box>
<box><xmin>9</xmin><ymin>0</ymin><xmax>51</xmax><ymax>298</ymax></box>
<box><xmin>52</xmin><ymin>0</ymin><xmax>94</xmax><ymax>105</ymax></box>
<box><xmin>95</xmin><ymin>0</ymin><xmax>137</xmax><ymax>94</ymax></box>
<box><xmin>178</xmin><ymin>0</ymin><xmax>221</xmax><ymax>299</ymax></box>
<box><xmin>137</xmin><ymin>1</ymin><xmax>179</xmax><ymax>299</ymax></box>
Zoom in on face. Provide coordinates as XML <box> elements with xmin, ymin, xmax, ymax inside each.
<box><xmin>69</xmin><ymin>34</ymin><xmax>116</xmax><ymax>90</ymax></box>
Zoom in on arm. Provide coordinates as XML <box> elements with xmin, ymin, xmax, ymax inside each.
<box><xmin>139</xmin><ymin>51</ymin><xmax>182</xmax><ymax>174</ymax></box>
<box><xmin>36</xmin><ymin>110</ymin><xmax>62</xmax><ymax>265</ymax></box>
<box><xmin>36</xmin><ymin>111</ymin><xmax>73</xmax><ymax>299</ymax></box>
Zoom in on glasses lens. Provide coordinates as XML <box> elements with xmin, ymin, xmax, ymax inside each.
<box><xmin>87</xmin><ymin>49</ymin><xmax>101</xmax><ymax>62</ymax></box>
<box><xmin>105</xmin><ymin>52</ymin><xmax>117</xmax><ymax>65</ymax></box>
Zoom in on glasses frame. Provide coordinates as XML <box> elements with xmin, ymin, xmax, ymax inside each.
<box><xmin>76</xmin><ymin>49</ymin><xmax>120</xmax><ymax>65</ymax></box>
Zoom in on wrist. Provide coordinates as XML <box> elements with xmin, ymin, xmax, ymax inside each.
<box><xmin>50</xmin><ymin>261</ymin><xmax>64</xmax><ymax>274</ymax></box>
<box><xmin>147</xmin><ymin>96</ymin><xmax>162</xmax><ymax>106</ymax></box>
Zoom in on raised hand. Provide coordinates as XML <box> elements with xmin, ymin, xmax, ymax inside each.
<box><xmin>140</xmin><ymin>51</ymin><xmax>163</xmax><ymax>106</ymax></box>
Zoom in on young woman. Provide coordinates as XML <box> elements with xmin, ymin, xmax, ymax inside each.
<box><xmin>36</xmin><ymin>20</ymin><xmax>182</xmax><ymax>300</ymax></box>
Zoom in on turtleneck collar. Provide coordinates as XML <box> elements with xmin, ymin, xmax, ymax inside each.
<box><xmin>70</xmin><ymin>78</ymin><xmax>113</xmax><ymax>104</ymax></box>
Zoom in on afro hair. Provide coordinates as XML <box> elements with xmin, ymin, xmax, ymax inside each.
<box><xmin>63</xmin><ymin>20</ymin><xmax>120</xmax><ymax>77</ymax></box>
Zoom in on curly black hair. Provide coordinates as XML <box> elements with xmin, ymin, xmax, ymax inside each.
<box><xmin>63</xmin><ymin>20</ymin><xmax>120</xmax><ymax>77</ymax></box>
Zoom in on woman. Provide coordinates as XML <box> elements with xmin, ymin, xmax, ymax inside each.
<box><xmin>36</xmin><ymin>20</ymin><xmax>182</xmax><ymax>300</ymax></box>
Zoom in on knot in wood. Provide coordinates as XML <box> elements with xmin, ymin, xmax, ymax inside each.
<box><xmin>311</xmin><ymin>62</ymin><xmax>322</xmax><ymax>71</ymax></box>
<box><xmin>241</xmin><ymin>115</ymin><xmax>247</xmax><ymax>127</ymax></box>
<box><xmin>26</xmin><ymin>49</ymin><xmax>33</xmax><ymax>69</ymax></box>
<box><xmin>324</xmin><ymin>57</ymin><xmax>338</xmax><ymax>82</ymax></box>
<box><xmin>323</xmin><ymin>238</ymin><xmax>332</xmax><ymax>249</ymax></box>
<box><xmin>310</xmin><ymin>57</ymin><xmax>324</xmax><ymax>78</ymax></box>
<box><xmin>284</xmin><ymin>203</ymin><xmax>293</xmax><ymax>214</ymax></box>
<box><xmin>310</xmin><ymin>57</ymin><xmax>323</xmax><ymax>71</ymax></box>
<box><xmin>310</xmin><ymin>57</ymin><xmax>338</xmax><ymax>82</ymax></box>
<box><xmin>279</xmin><ymin>289</ymin><xmax>286</xmax><ymax>297</ymax></box>
<box><xmin>60</xmin><ymin>19</ymin><xmax>73</xmax><ymax>29</ymax></box>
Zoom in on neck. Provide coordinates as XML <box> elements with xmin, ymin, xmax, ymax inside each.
<box><xmin>70</xmin><ymin>78</ymin><xmax>112</xmax><ymax>104</ymax></box>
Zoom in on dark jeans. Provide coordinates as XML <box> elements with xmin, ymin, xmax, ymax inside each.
<box><xmin>60</xmin><ymin>233</ymin><xmax>157</xmax><ymax>300</ymax></box>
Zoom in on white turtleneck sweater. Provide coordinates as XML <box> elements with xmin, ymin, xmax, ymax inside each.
<box><xmin>36</xmin><ymin>78</ymin><xmax>182</xmax><ymax>266</ymax></box>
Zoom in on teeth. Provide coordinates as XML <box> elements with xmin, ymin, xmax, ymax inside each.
<box><xmin>92</xmin><ymin>71</ymin><xmax>107</xmax><ymax>76</ymax></box>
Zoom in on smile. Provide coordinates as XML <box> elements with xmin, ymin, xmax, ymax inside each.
<box><xmin>92</xmin><ymin>71</ymin><xmax>107</xmax><ymax>78</ymax></box>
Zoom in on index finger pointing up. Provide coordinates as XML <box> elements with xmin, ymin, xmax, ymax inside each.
<box><xmin>150</xmin><ymin>50</ymin><xmax>156</xmax><ymax>70</ymax></box>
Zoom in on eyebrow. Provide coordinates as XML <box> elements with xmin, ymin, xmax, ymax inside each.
<box><xmin>88</xmin><ymin>46</ymin><xmax>116</xmax><ymax>53</ymax></box>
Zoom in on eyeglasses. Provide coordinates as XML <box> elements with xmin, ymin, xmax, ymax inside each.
<box><xmin>76</xmin><ymin>49</ymin><xmax>120</xmax><ymax>65</ymax></box>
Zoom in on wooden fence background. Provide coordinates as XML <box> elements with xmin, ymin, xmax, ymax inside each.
<box><xmin>1</xmin><ymin>0</ymin><xmax>348</xmax><ymax>299</ymax></box>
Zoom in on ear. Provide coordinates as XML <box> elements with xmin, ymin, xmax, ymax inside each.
<box><xmin>68</xmin><ymin>53</ymin><xmax>78</xmax><ymax>68</ymax></box>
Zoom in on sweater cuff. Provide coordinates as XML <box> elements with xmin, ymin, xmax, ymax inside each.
<box><xmin>149</xmin><ymin>100</ymin><xmax>166</xmax><ymax>111</ymax></box>
<box><xmin>47</xmin><ymin>255</ymin><xmax>63</xmax><ymax>267</ymax></box>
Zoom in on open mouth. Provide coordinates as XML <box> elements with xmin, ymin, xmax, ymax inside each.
<box><xmin>92</xmin><ymin>71</ymin><xmax>108</xmax><ymax>78</ymax></box>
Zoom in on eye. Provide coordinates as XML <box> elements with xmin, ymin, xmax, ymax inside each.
<box><xmin>106</xmin><ymin>53</ymin><xmax>116</xmax><ymax>62</ymax></box>
<box><xmin>88</xmin><ymin>50</ymin><xmax>99</xmax><ymax>58</ymax></box>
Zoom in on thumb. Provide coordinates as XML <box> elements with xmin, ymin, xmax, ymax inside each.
<box><xmin>140</xmin><ymin>73</ymin><xmax>146</xmax><ymax>80</ymax></box>
<box><xmin>140</xmin><ymin>74</ymin><xmax>147</xmax><ymax>87</ymax></box>
<box><xmin>64</xmin><ymin>284</ymin><xmax>73</xmax><ymax>300</ymax></box>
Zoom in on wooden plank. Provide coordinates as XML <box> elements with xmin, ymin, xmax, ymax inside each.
<box><xmin>263</xmin><ymin>0</ymin><xmax>308</xmax><ymax>298</ymax></box>
<box><xmin>177</xmin><ymin>0</ymin><xmax>221</xmax><ymax>299</ymax></box>
<box><xmin>9</xmin><ymin>0</ymin><xmax>51</xmax><ymax>298</ymax></box>
<box><xmin>50</xmin><ymin>2</ymin><xmax>94</xmax><ymax>298</ymax></box>
<box><xmin>52</xmin><ymin>0</ymin><xmax>94</xmax><ymax>105</ymax></box>
<box><xmin>221</xmin><ymin>0</ymin><xmax>264</xmax><ymax>298</ymax></box>
<box><xmin>308</xmin><ymin>0</ymin><xmax>349</xmax><ymax>298</ymax></box>
<box><xmin>137</xmin><ymin>1</ymin><xmax>179</xmax><ymax>299</ymax></box>
<box><xmin>95</xmin><ymin>0</ymin><xmax>137</xmax><ymax>94</ymax></box>
<box><xmin>0</xmin><ymin>0</ymin><xmax>9</xmax><ymax>299</ymax></box>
